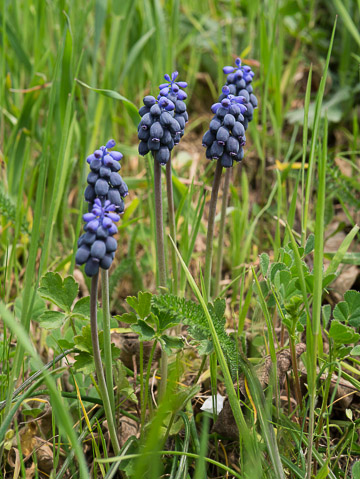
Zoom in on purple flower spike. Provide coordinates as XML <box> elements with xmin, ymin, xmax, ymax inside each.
<box><xmin>138</xmin><ymin>69</ymin><xmax>188</xmax><ymax>160</ymax></box>
<box><xmin>78</xmin><ymin>140</ymin><xmax>128</xmax><ymax>275</ymax></box>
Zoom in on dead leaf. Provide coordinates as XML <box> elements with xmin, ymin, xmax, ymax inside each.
<box><xmin>19</xmin><ymin>422</ymin><xmax>37</xmax><ymax>457</ymax></box>
<box><xmin>34</xmin><ymin>438</ymin><xmax>53</xmax><ymax>473</ymax></box>
<box><xmin>119</xmin><ymin>416</ymin><xmax>138</xmax><ymax>448</ymax></box>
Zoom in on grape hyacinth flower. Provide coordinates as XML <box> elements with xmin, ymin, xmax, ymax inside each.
<box><xmin>221</xmin><ymin>58</ymin><xmax>258</xmax><ymax>129</ymax></box>
<box><xmin>76</xmin><ymin>199</ymin><xmax>120</xmax><ymax>277</ymax></box>
<box><xmin>137</xmin><ymin>72</ymin><xmax>188</xmax><ymax>165</ymax></box>
<box><xmin>202</xmin><ymin>86</ymin><xmax>247</xmax><ymax>168</ymax></box>
<box><xmin>85</xmin><ymin>139</ymin><xmax>128</xmax><ymax>211</ymax></box>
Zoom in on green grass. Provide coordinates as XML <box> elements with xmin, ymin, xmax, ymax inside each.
<box><xmin>1</xmin><ymin>0</ymin><xmax>360</xmax><ymax>477</ymax></box>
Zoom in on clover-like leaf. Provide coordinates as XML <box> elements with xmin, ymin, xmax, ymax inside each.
<box><xmin>39</xmin><ymin>272</ymin><xmax>78</xmax><ymax>312</ymax></box>
<box><xmin>350</xmin><ymin>345</ymin><xmax>360</xmax><ymax>356</ymax></box>
<box><xmin>259</xmin><ymin>253</ymin><xmax>270</xmax><ymax>277</ymax></box>
<box><xmin>329</xmin><ymin>321</ymin><xmax>360</xmax><ymax>344</ymax></box>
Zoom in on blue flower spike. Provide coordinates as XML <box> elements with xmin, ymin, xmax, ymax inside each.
<box><xmin>85</xmin><ymin>140</ymin><xmax>128</xmax><ymax>213</ymax></box>
<box><xmin>77</xmin><ymin>199</ymin><xmax>121</xmax><ymax>276</ymax></box>
<box><xmin>78</xmin><ymin>141</ymin><xmax>128</xmax><ymax>276</ymax></box>
<box><xmin>220</xmin><ymin>58</ymin><xmax>258</xmax><ymax>127</ymax></box>
<box><xmin>137</xmin><ymin>71</ymin><xmax>188</xmax><ymax>165</ymax></box>
<box><xmin>202</xmin><ymin>84</ymin><xmax>248</xmax><ymax>168</ymax></box>
<box><xmin>202</xmin><ymin>57</ymin><xmax>257</xmax><ymax>167</ymax></box>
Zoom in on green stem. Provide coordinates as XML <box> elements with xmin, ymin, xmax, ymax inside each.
<box><xmin>101</xmin><ymin>269</ymin><xmax>115</xmax><ymax>417</ymax></box>
<box><xmin>141</xmin><ymin>340</ymin><xmax>158</xmax><ymax>432</ymax></box>
<box><xmin>214</xmin><ymin>167</ymin><xmax>231</xmax><ymax>297</ymax></box>
<box><xmin>153</xmin><ymin>156</ymin><xmax>167</xmax><ymax>291</ymax></box>
<box><xmin>166</xmin><ymin>156</ymin><xmax>178</xmax><ymax>294</ymax></box>
<box><xmin>159</xmin><ymin>350</ymin><xmax>168</xmax><ymax>402</ymax></box>
<box><xmin>204</xmin><ymin>159</ymin><xmax>223</xmax><ymax>301</ymax></box>
<box><xmin>90</xmin><ymin>273</ymin><xmax>120</xmax><ymax>455</ymax></box>
<box><xmin>154</xmin><ymin>155</ymin><xmax>168</xmax><ymax>399</ymax></box>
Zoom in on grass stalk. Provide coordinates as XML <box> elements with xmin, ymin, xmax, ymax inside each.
<box><xmin>306</xmin><ymin>117</ymin><xmax>328</xmax><ymax>478</ymax></box>
<box><xmin>101</xmin><ymin>269</ymin><xmax>116</xmax><ymax>417</ymax></box>
<box><xmin>204</xmin><ymin>159</ymin><xmax>223</xmax><ymax>301</ymax></box>
<box><xmin>214</xmin><ymin>167</ymin><xmax>232</xmax><ymax>298</ymax></box>
<box><xmin>90</xmin><ymin>274</ymin><xmax>120</xmax><ymax>456</ymax></box>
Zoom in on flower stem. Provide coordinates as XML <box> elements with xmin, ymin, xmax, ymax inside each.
<box><xmin>101</xmin><ymin>269</ymin><xmax>115</xmax><ymax>417</ymax></box>
<box><xmin>166</xmin><ymin>155</ymin><xmax>178</xmax><ymax>295</ymax></box>
<box><xmin>90</xmin><ymin>273</ymin><xmax>120</xmax><ymax>455</ymax></box>
<box><xmin>214</xmin><ymin>167</ymin><xmax>232</xmax><ymax>298</ymax></box>
<box><xmin>204</xmin><ymin>160</ymin><xmax>223</xmax><ymax>302</ymax></box>
<box><xmin>153</xmin><ymin>155</ymin><xmax>168</xmax><ymax>399</ymax></box>
<box><xmin>153</xmin><ymin>156</ymin><xmax>167</xmax><ymax>291</ymax></box>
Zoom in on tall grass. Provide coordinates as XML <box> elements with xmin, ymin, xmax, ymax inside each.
<box><xmin>1</xmin><ymin>0</ymin><xmax>359</xmax><ymax>477</ymax></box>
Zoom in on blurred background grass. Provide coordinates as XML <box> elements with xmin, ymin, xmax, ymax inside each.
<box><xmin>1</xmin><ymin>0</ymin><xmax>359</xmax><ymax>300</ymax></box>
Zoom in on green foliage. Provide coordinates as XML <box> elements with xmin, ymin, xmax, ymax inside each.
<box><xmin>37</xmin><ymin>272</ymin><xmax>90</xmax><ymax>330</ymax></box>
<box><xmin>115</xmin><ymin>291</ymin><xmax>184</xmax><ymax>354</ymax></box>
<box><xmin>0</xmin><ymin>185</ymin><xmax>29</xmax><ymax>234</ymax></box>
<box><xmin>151</xmin><ymin>294</ymin><xmax>240</xmax><ymax>379</ymax></box>
<box><xmin>73</xmin><ymin>325</ymin><xmax>121</xmax><ymax>374</ymax></box>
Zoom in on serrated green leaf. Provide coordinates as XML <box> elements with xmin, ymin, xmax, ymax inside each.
<box><xmin>213</xmin><ymin>298</ymin><xmax>226</xmax><ymax>321</ymax></box>
<box><xmin>131</xmin><ymin>320</ymin><xmax>156</xmax><ymax>341</ymax></box>
<box><xmin>38</xmin><ymin>311</ymin><xmax>67</xmax><ymax>329</ymax></box>
<box><xmin>74</xmin><ymin>325</ymin><xmax>103</xmax><ymax>353</ymax></box>
<box><xmin>329</xmin><ymin>321</ymin><xmax>360</xmax><ymax>344</ymax></box>
<box><xmin>72</xmin><ymin>296</ymin><xmax>90</xmax><ymax>318</ymax></box>
<box><xmin>156</xmin><ymin>310</ymin><xmax>180</xmax><ymax>332</ymax></box>
<box><xmin>304</xmin><ymin>234</ymin><xmax>315</xmax><ymax>255</ymax></box>
<box><xmin>39</xmin><ymin>273</ymin><xmax>78</xmax><ymax>312</ymax></box>
<box><xmin>160</xmin><ymin>335</ymin><xmax>184</xmax><ymax>354</ymax></box>
<box><xmin>114</xmin><ymin>312</ymin><xmax>138</xmax><ymax>324</ymax></box>
<box><xmin>259</xmin><ymin>253</ymin><xmax>270</xmax><ymax>277</ymax></box>
<box><xmin>126</xmin><ymin>291</ymin><xmax>152</xmax><ymax>319</ymax></box>
<box><xmin>73</xmin><ymin>352</ymin><xmax>95</xmax><ymax>374</ymax></box>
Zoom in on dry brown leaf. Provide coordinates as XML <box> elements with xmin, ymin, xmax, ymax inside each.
<box><xmin>213</xmin><ymin>344</ymin><xmax>307</xmax><ymax>440</ymax></box>
<box><xmin>25</xmin><ymin>463</ymin><xmax>36</xmax><ymax>479</ymax></box>
<box><xmin>238</xmin><ymin>343</ymin><xmax>306</xmax><ymax>396</ymax></box>
<box><xmin>7</xmin><ymin>447</ymin><xmax>21</xmax><ymax>479</ymax></box>
<box><xmin>19</xmin><ymin>422</ymin><xmax>37</xmax><ymax>457</ymax></box>
<box><xmin>34</xmin><ymin>438</ymin><xmax>53</xmax><ymax>473</ymax></box>
<box><xmin>119</xmin><ymin>416</ymin><xmax>139</xmax><ymax>448</ymax></box>
<box><xmin>112</xmin><ymin>333</ymin><xmax>161</xmax><ymax>370</ymax></box>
